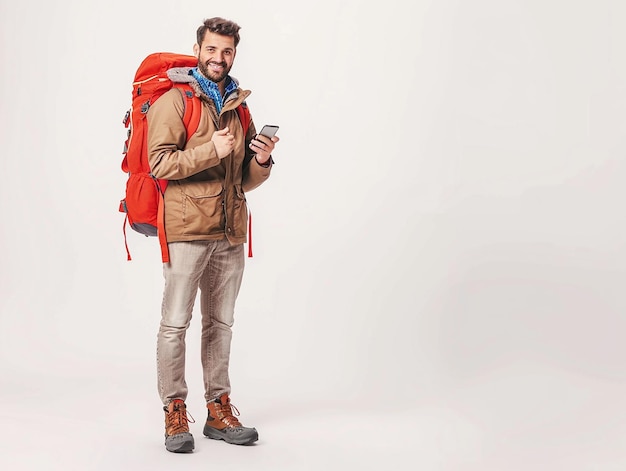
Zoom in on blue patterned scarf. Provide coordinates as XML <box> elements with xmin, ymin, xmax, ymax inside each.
<box><xmin>191</xmin><ymin>68</ymin><xmax>238</xmax><ymax>114</ymax></box>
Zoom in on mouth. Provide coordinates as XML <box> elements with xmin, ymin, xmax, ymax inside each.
<box><xmin>207</xmin><ymin>61</ymin><xmax>226</xmax><ymax>72</ymax></box>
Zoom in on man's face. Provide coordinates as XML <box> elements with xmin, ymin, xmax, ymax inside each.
<box><xmin>194</xmin><ymin>31</ymin><xmax>236</xmax><ymax>83</ymax></box>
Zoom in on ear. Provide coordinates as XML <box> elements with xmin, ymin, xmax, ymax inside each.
<box><xmin>193</xmin><ymin>43</ymin><xmax>199</xmax><ymax>57</ymax></box>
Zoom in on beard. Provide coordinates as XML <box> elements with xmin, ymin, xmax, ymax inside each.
<box><xmin>197</xmin><ymin>58</ymin><xmax>231</xmax><ymax>83</ymax></box>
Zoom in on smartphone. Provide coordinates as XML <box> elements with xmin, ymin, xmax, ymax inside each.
<box><xmin>258</xmin><ymin>125</ymin><xmax>279</xmax><ymax>139</ymax></box>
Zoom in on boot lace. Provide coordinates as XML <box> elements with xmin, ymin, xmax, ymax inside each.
<box><xmin>166</xmin><ymin>402</ymin><xmax>195</xmax><ymax>436</ymax></box>
<box><xmin>215</xmin><ymin>401</ymin><xmax>243</xmax><ymax>428</ymax></box>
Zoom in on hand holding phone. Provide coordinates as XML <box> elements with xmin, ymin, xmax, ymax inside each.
<box><xmin>250</xmin><ymin>124</ymin><xmax>279</xmax><ymax>164</ymax></box>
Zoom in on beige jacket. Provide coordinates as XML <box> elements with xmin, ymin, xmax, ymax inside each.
<box><xmin>146</xmin><ymin>69</ymin><xmax>271</xmax><ymax>245</ymax></box>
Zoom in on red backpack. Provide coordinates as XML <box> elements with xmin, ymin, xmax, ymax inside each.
<box><xmin>119</xmin><ymin>52</ymin><xmax>251</xmax><ymax>263</ymax></box>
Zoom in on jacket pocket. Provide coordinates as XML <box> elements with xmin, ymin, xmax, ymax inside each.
<box><xmin>180</xmin><ymin>181</ymin><xmax>224</xmax><ymax>236</ymax></box>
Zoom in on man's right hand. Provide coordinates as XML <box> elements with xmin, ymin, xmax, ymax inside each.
<box><xmin>212</xmin><ymin>127</ymin><xmax>235</xmax><ymax>159</ymax></box>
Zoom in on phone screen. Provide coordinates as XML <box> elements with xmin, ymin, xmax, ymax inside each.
<box><xmin>259</xmin><ymin>125</ymin><xmax>279</xmax><ymax>138</ymax></box>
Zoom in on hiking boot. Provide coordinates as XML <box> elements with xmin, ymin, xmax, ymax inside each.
<box><xmin>203</xmin><ymin>394</ymin><xmax>258</xmax><ymax>445</ymax></box>
<box><xmin>163</xmin><ymin>399</ymin><xmax>195</xmax><ymax>453</ymax></box>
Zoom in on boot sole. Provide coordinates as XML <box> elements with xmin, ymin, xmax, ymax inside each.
<box><xmin>165</xmin><ymin>432</ymin><xmax>195</xmax><ymax>453</ymax></box>
<box><xmin>203</xmin><ymin>427</ymin><xmax>258</xmax><ymax>445</ymax></box>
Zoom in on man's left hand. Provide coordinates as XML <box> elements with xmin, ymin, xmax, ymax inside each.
<box><xmin>250</xmin><ymin>134</ymin><xmax>279</xmax><ymax>165</ymax></box>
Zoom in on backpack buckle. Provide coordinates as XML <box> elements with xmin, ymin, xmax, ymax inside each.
<box><xmin>123</xmin><ymin>109</ymin><xmax>131</xmax><ymax>126</ymax></box>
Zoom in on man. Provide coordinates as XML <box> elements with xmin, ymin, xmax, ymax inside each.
<box><xmin>146</xmin><ymin>17</ymin><xmax>279</xmax><ymax>453</ymax></box>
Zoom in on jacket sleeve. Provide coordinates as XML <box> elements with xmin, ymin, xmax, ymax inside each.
<box><xmin>241</xmin><ymin>119</ymin><xmax>273</xmax><ymax>192</ymax></box>
<box><xmin>147</xmin><ymin>89</ymin><xmax>221</xmax><ymax>180</ymax></box>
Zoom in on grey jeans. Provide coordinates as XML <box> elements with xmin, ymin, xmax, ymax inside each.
<box><xmin>156</xmin><ymin>239</ymin><xmax>244</xmax><ymax>405</ymax></box>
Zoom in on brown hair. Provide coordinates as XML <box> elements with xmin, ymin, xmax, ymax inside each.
<box><xmin>197</xmin><ymin>17</ymin><xmax>241</xmax><ymax>47</ymax></box>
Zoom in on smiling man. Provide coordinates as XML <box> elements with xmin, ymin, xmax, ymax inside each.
<box><xmin>195</xmin><ymin>30</ymin><xmax>234</xmax><ymax>84</ymax></box>
<box><xmin>146</xmin><ymin>17</ymin><xmax>279</xmax><ymax>453</ymax></box>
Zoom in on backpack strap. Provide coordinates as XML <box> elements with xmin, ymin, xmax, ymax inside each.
<box><xmin>156</xmin><ymin>85</ymin><xmax>202</xmax><ymax>263</ymax></box>
<box><xmin>235</xmin><ymin>102</ymin><xmax>254</xmax><ymax>257</ymax></box>
<box><xmin>179</xmin><ymin>85</ymin><xmax>202</xmax><ymax>138</ymax></box>
<box><xmin>236</xmin><ymin>102</ymin><xmax>251</xmax><ymax>137</ymax></box>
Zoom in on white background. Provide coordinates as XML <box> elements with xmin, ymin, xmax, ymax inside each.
<box><xmin>1</xmin><ymin>0</ymin><xmax>626</xmax><ymax>469</ymax></box>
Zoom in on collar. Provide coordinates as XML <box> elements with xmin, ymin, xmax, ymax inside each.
<box><xmin>190</xmin><ymin>68</ymin><xmax>238</xmax><ymax>113</ymax></box>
